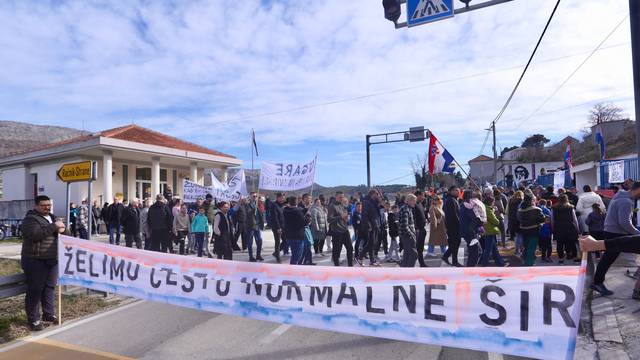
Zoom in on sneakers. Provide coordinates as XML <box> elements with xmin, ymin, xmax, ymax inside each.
<box><xmin>28</xmin><ymin>321</ymin><xmax>44</xmax><ymax>331</ymax></box>
<box><xmin>249</xmin><ymin>257</ymin><xmax>257</xmax><ymax>262</ymax></box>
<box><xmin>43</xmin><ymin>314</ymin><xmax>58</xmax><ymax>323</ymax></box>
<box><xmin>256</xmin><ymin>256</ymin><xmax>264</xmax><ymax>261</ymax></box>
<box><xmin>590</xmin><ymin>284</ymin><xmax>614</xmax><ymax>296</ymax></box>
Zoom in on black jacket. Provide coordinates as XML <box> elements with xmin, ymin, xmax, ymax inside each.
<box><xmin>362</xmin><ymin>195</ymin><xmax>381</xmax><ymax>232</ymax></box>
<box><xmin>444</xmin><ymin>196</ymin><xmax>460</xmax><ymax>238</ymax></box>
<box><xmin>269</xmin><ymin>201</ymin><xmax>285</xmax><ymax>231</ymax></box>
<box><xmin>517</xmin><ymin>205</ymin><xmax>545</xmax><ymax>236</ymax></box>
<box><xmin>147</xmin><ymin>202</ymin><xmax>172</xmax><ymax>231</ymax></box>
<box><xmin>413</xmin><ymin>202</ymin><xmax>427</xmax><ymax>230</ymax></box>
<box><xmin>283</xmin><ymin>206</ymin><xmax>307</xmax><ymax>240</ymax></box>
<box><xmin>108</xmin><ymin>203</ymin><xmax>125</xmax><ymax>225</ymax></box>
<box><xmin>122</xmin><ymin>205</ymin><xmax>141</xmax><ymax>234</ymax></box>
<box><xmin>21</xmin><ymin>210</ymin><xmax>61</xmax><ymax>260</ymax></box>
<box><xmin>388</xmin><ymin>212</ymin><xmax>399</xmax><ymax>238</ymax></box>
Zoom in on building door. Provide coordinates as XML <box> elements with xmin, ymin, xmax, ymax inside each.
<box><xmin>135</xmin><ymin>167</ymin><xmax>169</xmax><ymax>200</ymax></box>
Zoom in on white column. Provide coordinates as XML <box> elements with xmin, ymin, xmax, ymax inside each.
<box><xmin>222</xmin><ymin>167</ymin><xmax>228</xmax><ymax>183</ymax></box>
<box><xmin>190</xmin><ymin>162</ymin><xmax>198</xmax><ymax>184</ymax></box>
<box><xmin>103</xmin><ymin>150</ymin><xmax>113</xmax><ymax>203</ymax></box>
<box><xmin>152</xmin><ymin>157</ymin><xmax>161</xmax><ymax>199</ymax></box>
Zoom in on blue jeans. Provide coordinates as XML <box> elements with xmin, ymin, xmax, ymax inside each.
<box><xmin>480</xmin><ymin>235</ymin><xmax>505</xmax><ymax>267</ymax></box>
<box><xmin>109</xmin><ymin>225</ymin><xmax>121</xmax><ymax>245</ymax></box>
<box><xmin>427</xmin><ymin>244</ymin><xmax>446</xmax><ymax>254</ymax></box>
<box><xmin>248</xmin><ymin>229</ymin><xmax>263</xmax><ymax>259</ymax></box>
<box><xmin>299</xmin><ymin>241</ymin><xmax>313</xmax><ymax>265</ymax></box>
<box><xmin>288</xmin><ymin>239</ymin><xmax>304</xmax><ymax>265</ymax></box>
<box><xmin>194</xmin><ymin>232</ymin><xmax>206</xmax><ymax>257</ymax></box>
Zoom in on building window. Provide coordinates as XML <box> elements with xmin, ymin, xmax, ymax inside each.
<box><xmin>136</xmin><ymin>167</ymin><xmax>151</xmax><ymax>181</ymax></box>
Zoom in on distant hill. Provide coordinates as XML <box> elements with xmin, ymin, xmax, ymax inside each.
<box><xmin>0</xmin><ymin>120</ymin><xmax>86</xmax><ymax>158</ymax></box>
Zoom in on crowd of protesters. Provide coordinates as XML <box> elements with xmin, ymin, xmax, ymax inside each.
<box><xmin>20</xmin><ymin>178</ymin><xmax>640</xmax><ymax>331</ymax></box>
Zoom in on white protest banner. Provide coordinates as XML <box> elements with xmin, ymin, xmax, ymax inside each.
<box><xmin>208</xmin><ymin>170</ymin><xmax>248</xmax><ymax>202</ymax></box>
<box><xmin>59</xmin><ymin>235</ymin><xmax>586</xmax><ymax>360</ymax></box>
<box><xmin>259</xmin><ymin>155</ymin><xmax>317</xmax><ymax>191</ymax></box>
<box><xmin>608</xmin><ymin>161</ymin><xmax>625</xmax><ymax>184</ymax></box>
<box><xmin>554</xmin><ymin>170</ymin><xmax>566</xmax><ymax>192</ymax></box>
<box><xmin>182</xmin><ymin>180</ymin><xmax>213</xmax><ymax>203</ymax></box>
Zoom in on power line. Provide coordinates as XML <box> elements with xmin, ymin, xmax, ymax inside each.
<box><xmin>490</xmin><ymin>0</ymin><xmax>562</xmax><ymax>127</ymax></box>
<box><xmin>374</xmin><ymin>172</ymin><xmax>415</xmax><ymax>186</ymax></box>
<box><xmin>513</xmin><ymin>15</ymin><xmax>629</xmax><ymax>129</ymax></box>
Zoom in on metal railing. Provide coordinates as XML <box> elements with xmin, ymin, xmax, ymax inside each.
<box><xmin>0</xmin><ymin>273</ymin><xmax>27</xmax><ymax>299</ymax></box>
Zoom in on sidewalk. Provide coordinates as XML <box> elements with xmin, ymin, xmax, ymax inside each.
<box><xmin>582</xmin><ymin>252</ymin><xmax>640</xmax><ymax>360</ymax></box>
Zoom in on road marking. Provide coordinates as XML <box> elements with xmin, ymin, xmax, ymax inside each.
<box><xmin>32</xmin><ymin>338</ymin><xmax>136</xmax><ymax>359</ymax></box>
<box><xmin>487</xmin><ymin>352</ymin><xmax>504</xmax><ymax>360</ymax></box>
<box><xmin>0</xmin><ymin>300</ymin><xmax>144</xmax><ymax>353</ymax></box>
<box><xmin>259</xmin><ymin>324</ymin><xmax>291</xmax><ymax>344</ymax></box>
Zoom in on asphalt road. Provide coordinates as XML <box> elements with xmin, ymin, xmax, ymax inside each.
<box><xmin>0</xmin><ymin>230</ymin><xmax>536</xmax><ymax>360</ymax></box>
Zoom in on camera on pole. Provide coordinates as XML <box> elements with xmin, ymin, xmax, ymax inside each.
<box><xmin>382</xmin><ymin>0</ymin><xmax>402</xmax><ymax>24</ymax></box>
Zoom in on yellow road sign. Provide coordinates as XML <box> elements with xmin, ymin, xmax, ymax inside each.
<box><xmin>57</xmin><ymin>161</ymin><xmax>93</xmax><ymax>182</ymax></box>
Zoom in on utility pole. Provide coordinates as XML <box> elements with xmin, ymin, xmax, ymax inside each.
<box><xmin>492</xmin><ymin>121</ymin><xmax>498</xmax><ymax>184</ymax></box>
<box><xmin>630</xmin><ymin>0</ymin><xmax>640</xmax><ymax>165</ymax></box>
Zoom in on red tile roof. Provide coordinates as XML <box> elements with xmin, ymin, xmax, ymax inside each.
<box><xmin>3</xmin><ymin>124</ymin><xmax>235</xmax><ymax>159</ymax></box>
<box><xmin>469</xmin><ymin>155</ymin><xmax>494</xmax><ymax>163</ymax></box>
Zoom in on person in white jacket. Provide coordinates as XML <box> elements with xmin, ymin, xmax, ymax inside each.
<box><xmin>576</xmin><ymin>185</ymin><xmax>606</xmax><ymax>233</ymax></box>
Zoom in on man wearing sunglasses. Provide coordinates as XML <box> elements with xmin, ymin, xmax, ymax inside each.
<box><xmin>21</xmin><ymin>195</ymin><xmax>67</xmax><ymax>331</ymax></box>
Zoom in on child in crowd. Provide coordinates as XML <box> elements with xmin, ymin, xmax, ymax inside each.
<box><xmin>191</xmin><ymin>207</ymin><xmax>209</xmax><ymax>257</ymax></box>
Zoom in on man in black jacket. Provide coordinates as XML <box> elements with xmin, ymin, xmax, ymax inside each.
<box><xmin>123</xmin><ymin>199</ymin><xmax>142</xmax><ymax>249</ymax></box>
<box><xmin>147</xmin><ymin>195</ymin><xmax>173</xmax><ymax>253</ymax></box>
<box><xmin>21</xmin><ymin>195</ymin><xmax>66</xmax><ymax>331</ymax></box>
<box><xmin>442</xmin><ymin>186</ymin><xmax>462</xmax><ymax>266</ymax></box>
<box><xmin>328</xmin><ymin>191</ymin><xmax>353</xmax><ymax>267</ymax></box>
<box><xmin>413</xmin><ymin>190</ymin><xmax>428</xmax><ymax>267</ymax></box>
<box><xmin>107</xmin><ymin>197</ymin><xmax>125</xmax><ymax>245</ymax></box>
<box><xmin>269</xmin><ymin>193</ymin><xmax>286</xmax><ymax>263</ymax></box>
<box><xmin>357</xmin><ymin>190</ymin><xmax>382</xmax><ymax>266</ymax></box>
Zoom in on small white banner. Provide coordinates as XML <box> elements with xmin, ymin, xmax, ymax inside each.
<box><xmin>608</xmin><ymin>161</ymin><xmax>625</xmax><ymax>184</ymax></box>
<box><xmin>183</xmin><ymin>170</ymin><xmax>248</xmax><ymax>202</ymax></box>
<box><xmin>554</xmin><ymin>170</ymin><xmax>566</xmax><ymax>192</ymax></box>
<box><xmin>259</xmin><ymin>155</ymin><xmax>317</xmax><ymax>191</ymax></box>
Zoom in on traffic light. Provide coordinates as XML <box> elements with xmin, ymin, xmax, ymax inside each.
<box><xmin>459</xmin><ymin>0</ymin><xmax>472</xmax><ymax>7</ymax></box>
<box><xmin>382</xmin><ymin>0</ymin><xmax>401</xmax><ymax>24</ymax></box>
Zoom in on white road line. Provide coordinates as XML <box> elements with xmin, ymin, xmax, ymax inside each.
<box><xmin>0</xmin><ymin>300</ymin><xmax>145</xmax><ymax>353</ymax></box>
<box><xmin>259</xmin><ymin>324</ymin><xmax>292</xmax><ymax>345</ymax></box>
<box><xmin>487</xmin><ymin>352</ymin><xmax>504</xmax><ymax>360</ymax></box>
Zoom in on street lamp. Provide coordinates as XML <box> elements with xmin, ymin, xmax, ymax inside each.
<box><xmin>459</xmin><ymin>0</ymin><xmax>472</xmax><ymax>8</ymax></box>
<box><xmin>382</xmin><ymin>0</ymin><xmax>402</xmax><ymax>24</ymax></box>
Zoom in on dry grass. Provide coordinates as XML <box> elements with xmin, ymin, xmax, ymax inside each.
<box><xmin>0</xmin><ymin>290</ymin><xmax>121</xmax><ymax>344</ymax></box>
<box><xmin>0</xmin><ymin>258</ymin><xmax>21</xmax><ymax>277</ymax></box>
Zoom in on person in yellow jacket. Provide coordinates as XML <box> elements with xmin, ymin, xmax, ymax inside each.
<box><xmin>480</xmin><ymin>197</ymin><xmax>507</xmax><ymax>267</ymax></box>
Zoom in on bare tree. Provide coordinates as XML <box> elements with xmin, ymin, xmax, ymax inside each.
<box><xmin>589</xmin><ymin>103</ymin><xmax>624</xmax><ymax>125</ymax></box>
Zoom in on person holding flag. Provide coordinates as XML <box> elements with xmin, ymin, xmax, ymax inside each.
<box><xmin>595</xmin><ymin>125</ymin><xmax>606</xmax><ymax>161</ymax></box>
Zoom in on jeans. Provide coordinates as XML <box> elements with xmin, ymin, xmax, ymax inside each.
<box><xmin>272</xmin><ymin>229</ymin><xmax>282</xmax><ymax>260</ymax></box>
<box><xmin>194</xmin><ymin>233</ymin><xmax>206</xmax><ymax>257</ymax></box>
<box><xmin>300</xmin><ymin>240</ymin><xmax>313</xmax><ymax>265</ymax></box>
<box><xmin>415</xmin><ymin>228</ymin><xmax>427</xmax><ymax>267</ymax></box>
<box><xmin>522</xmin><ymin>234</ymin><xmax>539</xmax><ymax>266</ymax></box>
<box><xmin>78</xmin><ymin>227</ymin><xmax>88</xmax><ymax>240</ymax></box>
<box><xmin>480</xmin><ymin>235</ymin><xmax>504</xmax><ymax>267</ymax></box>
<box><xmin>539</xmin><ymin>235</ymin><xmax>552</xmax><ymax>259</ymax></box>
<box><xmin>248</xmin><ymin>229</ymin><xmax>263</xmax><ymax>259</ymax></box>
<box><xmin>21</xmin><ymin>257</ymin><xmax>57</xmax><ymax>324</ymax></box>
<box><xmin>515</xmin><ymin>233</ymin><xmax>523</xmax><ymax>254</ymax></box>
<box><xmin>443</xmin><ymin>233</ymin><xmax>461</xmax><ymax>265</ymax></box>
<box><xmin>331</xmin><ymin>232</ymin><xmax>353</xmax><ymax>267</ymax></box>
<box><xmin>385</xmin><ymin>237</ymin><xmax>401</xmax><ymax>261</ymax></box>
<box><xmin>427</xmin><ymin>244</ymin><xmax>447</xmax><ymax>254</ymax></box>
<box><xmin>109</xmin><ymin>225</ymin><xmax>121</xmax><ymax>245</ymax></box>
<box><xmin>288</xmin><ymin>239</ymin><xmax>304</xmax><ymax>265</ymax></box>
<box><xmin>465</xmin><ymin>238</ymin><xmax>480</xmax><ymax>267</ymax></box>
<box><xmin>376</xmin><ymin>229</ymin><xmax>388</xmax><ymax>255</ymax></box>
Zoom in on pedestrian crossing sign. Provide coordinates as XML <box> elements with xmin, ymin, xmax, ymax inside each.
<box><xmin>407</xmin><ymin>0</ymin><xmax>454</xmax><ymax>27</ymax></box>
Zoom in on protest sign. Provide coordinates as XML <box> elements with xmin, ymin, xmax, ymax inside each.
<box><xmin>259</xmin><ymin>155</ymin><xmax>317</xmax><ymax>191</ymax></box>
<box><xmin>182</xmin><ymin>170</ymin><xmax>248</xmax><ymax>203</ymax></box>
<box><xmin>59</xmin><ymin>235</ymin><xmax>585</xmax><ymax>360</ymax></box>
<box><xmin>553</xmin><ymin>170</ymin><xmax>566</xmax><ymax>192</ymax></box>
<box><xmin>608</xmin><ymin>161</ymin><xmax>624</xmax><ymax>184</ymax></box>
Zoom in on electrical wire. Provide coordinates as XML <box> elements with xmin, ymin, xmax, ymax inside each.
<box><xmin>513</xmin><ymin>15</ymin><xmax>629</xmax><ymax>129</ymax></box>
<box><xmin>490</xmin><ymin>0</ymin><xmax>562</xmax><ymax>127</ymax></box>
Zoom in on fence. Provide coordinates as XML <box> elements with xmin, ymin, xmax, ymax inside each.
<box><xmin>599</xmin><ymin>158</ymin><xmax>639</xmax><ymax>188</ymax></box>
<box><xmin>0</xmin><ymin>273</ymin><xmax>27</xmax><ymax>299</ymax></box>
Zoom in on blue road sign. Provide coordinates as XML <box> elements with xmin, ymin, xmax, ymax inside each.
<box><xmin>406</xmin><ymin>0</ymin><xmax>454</xmax><ymax>27</ymax></box>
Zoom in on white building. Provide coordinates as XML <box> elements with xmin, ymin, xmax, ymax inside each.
<box><xmin>0</xmin><ymin>124</ymin><xmax>242</xmax><ymax>217</ymax></box>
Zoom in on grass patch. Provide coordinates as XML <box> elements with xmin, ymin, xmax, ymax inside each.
<box><xmin>0</xmin><ymin>237</ymin><xmax>22</xmax><ymax>244</ymax></box>
<box><xmin>0</xmin><ymin>290</ymin><xmax>121</xmax><ymax>343</ymax></box>
<box><xmin>0</xmin><ymin>258</ymin><xmax>21</xmax><ymax>277</ymax></box>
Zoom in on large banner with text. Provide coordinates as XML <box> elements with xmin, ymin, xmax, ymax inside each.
<box><xmin>58</xmin><ymin>235</ymin><xmax>585</xmax><ymax>360</ymax></box>
<box><xmin>182</xmin><ymin>170</ymin><xmax>248</xmax><ymax>203</ymax></box>
<box><xmin>259</xmin><ymin>155</ymin><xmax>317</xmax><ymax>191</ymax></box>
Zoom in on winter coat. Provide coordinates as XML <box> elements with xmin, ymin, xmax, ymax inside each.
<box><xmin>21</xmin><ymin>210</ymin><xmax>62</xmax><ymax>260</ymax></box>
<box><xmin>484</xmin><ymin>206</ymin><xmax>501</xmax><ymax>236</ymax></box>
<box><xmin>443</xmin><ymin>196</ymin><xmax>460</xmax><ymax>239</ymax></box>
<box><xmin>551</xmin><ymin>204</ymin><xmax>579</xmax><ymax>239</ymax></box>
<box><xmin>283</xmin><ymin>206</ymin><xmax>307</xmax><ymax>240</ymax></box>
<box><xmin>428</xmin><ymin>206</ymin><xmax>447</xmax><ymax>246</ymax></box>
<box><xmin>540</xmin><ymin>206</ymin><xmax>552</xmax><ymax>238</ymax></box>
<box><xmin>362</xmin><ymin>195</ymin><xmax>381</xmax><ymax>233</ymax></box>
<box><xmin>517</xmin><ymin>204</ymin><xmax>545</xmax><ymax>237</ymax></box>
<box><xmin>413</xmin><ymin>202</ymin><xmax>427</xmax><ymax>231</ymax></box>
<box><xmin>576</xmin><ymin>191</ymin><xmax>606</xmax><ymax>231</ymax></box>
<box><xmin>76</xmin><ymin>205</ymin><xmax>89</xmax><ymax>230</ymax></box>
<box><xmin>399</xmin><ymin>204</ymin><xmax>416</xmax><ymax>239</ymax></box>
<box><xmin>507</xmin><ymin>198</ymin><xmax>522</xmax><ymax>233</ymax></box>
<box><xmin>139</xmin><ymin>207</ymin><xmax>150</xmax><ymax>236</ymax></box>
<box><xmin>213</xmin><ymin>211</ymin><xmax>234</xmax><ymax>245</ymax></box>
<box><xmin>586</xmin><ymin>211</ymin><xmax>606</xmax><ymax>233</ymax></box>
<box><xmin>108</xmin><ymin>202</ymin><xmax>125</xmax><ymax>226</ymax></box>
<box><xmin>327</xmin><ymin>202</ymin><xmax>349</xmax><ymax>234</ymax></box>
<box><xmin>310</xmin><ymin>204</ymin><xmax>328</xmax><ymax>240</ymax></box>
<box><xmin>191</xmin><ymin>214</ymin><xmax>209</xmax><ymax>233</ymax></box>
<box><xmin>122</xmin><ymin>205</ymin><xmax>141</xmax><ymax>235</ymax></box>
<box><xmin>147</xmin><ymin>201</ymin><xmax>172</xmax><ymax>231</ymax></box>
<box><xmin>460</xmin><ymin>201</ymin><xmax>483</xmax><ymax>241</ymax></box>
<box><xmin>604</xmin><ymin>190</ymin><xmax>640</xmax><ymax>235</ymax></box>
<box><xmin>388</xmin><ymin>212</ymin><xmax>399</xmax><ymax>238</ymax></box>
<box><xmin>173</xmin><ymin>212</ymin><xmax>191</xmax><ymax>235</ymax></box>
<box><xmin>269</xmin><ymin>201</ymin><xmax>285</xmax><ymax>231</ymax></box>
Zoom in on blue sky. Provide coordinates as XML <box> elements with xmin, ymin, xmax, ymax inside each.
<box><xmin>0</xmin><ymin>0</ymin><xmax>634</xmax><ymax>186</ymax></box>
